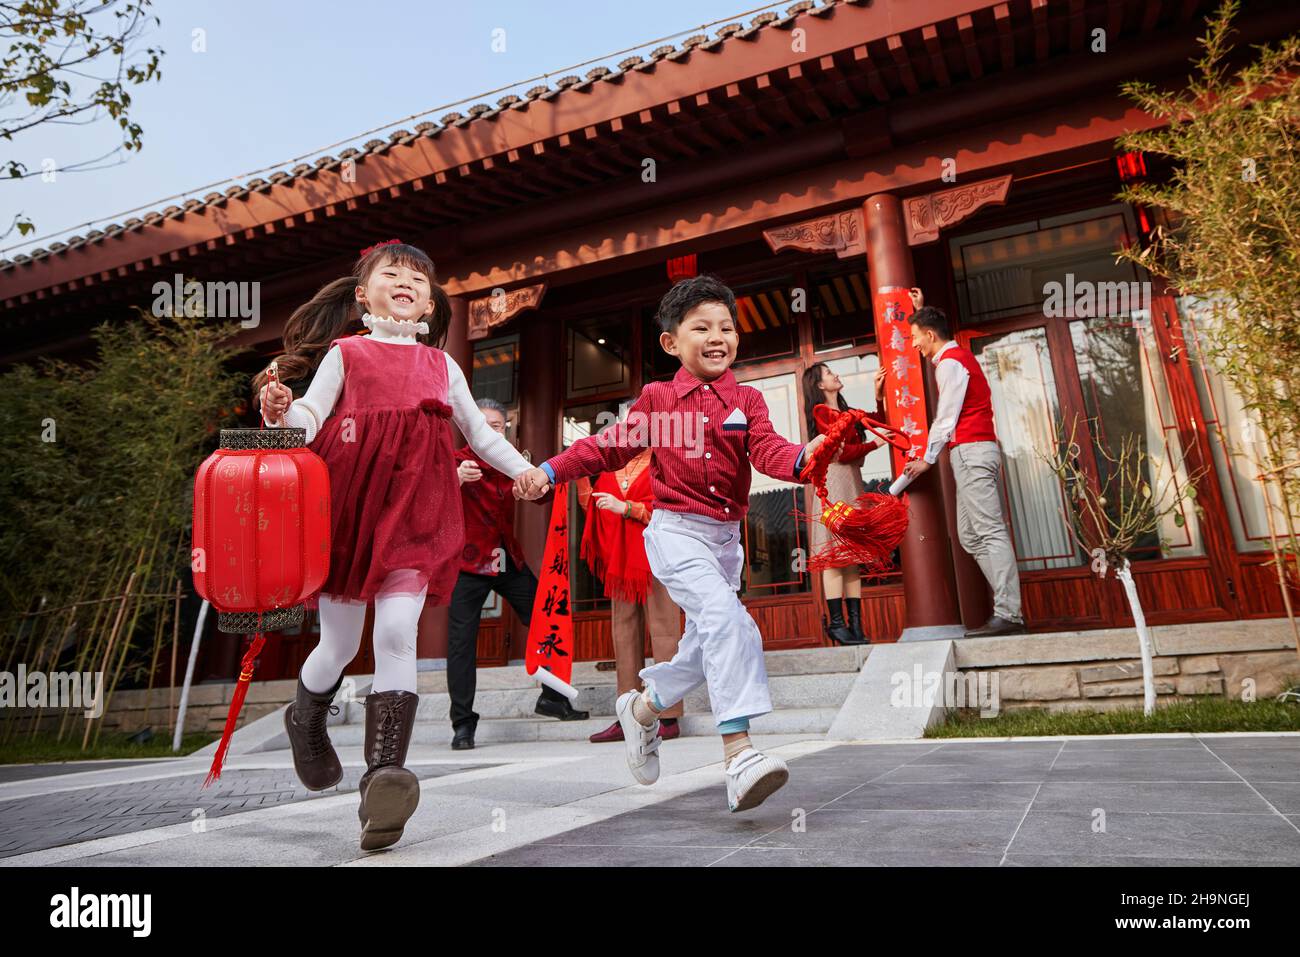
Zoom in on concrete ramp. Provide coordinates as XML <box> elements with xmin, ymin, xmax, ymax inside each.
<box><xmin>826</xmin><ymin>640</ymin><xmax>955</xmax><ymax>740</ymax></box>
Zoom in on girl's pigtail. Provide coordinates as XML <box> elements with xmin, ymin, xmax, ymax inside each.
<box><xmin>422</xmin><ymin>283</ymin><xmax>453</xmax><ymax>349</ymax></box>
<box><xmin>252</xmin><ymin>276</ymin><xmax>358</xmax><ymax>396</ymax></box>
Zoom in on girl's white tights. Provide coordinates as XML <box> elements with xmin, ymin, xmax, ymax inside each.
<box><xmin>300</xmin><ymin>569</ymin><xmax>426</xmax><ymax>695</ymax></box>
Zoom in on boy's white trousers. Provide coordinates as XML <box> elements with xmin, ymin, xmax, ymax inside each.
<box><xmin>639</xmin><ymin>509</ymin><xmax>773</xmax><ymax>725</ymax></box>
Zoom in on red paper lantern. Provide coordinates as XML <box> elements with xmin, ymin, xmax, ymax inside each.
<box><xmin>192</xmin><ymin>427</ymin><xmax>330</xmax><ymax>784</ymax></box>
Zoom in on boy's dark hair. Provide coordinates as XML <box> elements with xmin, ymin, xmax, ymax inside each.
<box><xmin>655</xmin><ymin>273</ymin><xmax>737</xmax><ymax>334</ymax></box>
<box><xmin>908</xmin><ymin>305</ymin><xmax>952</xmax><ymax>340</ymax></box>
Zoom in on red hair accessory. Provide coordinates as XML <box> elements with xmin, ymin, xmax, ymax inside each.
<box><xmin>359</xmin><ymin>238</ymin><xmax>402</xmax><ymax>258</ymax></box>
<box><xmin>797</xmin><ymin>404</ymin><xmax>911</xmax><ymax>572</ymax></box>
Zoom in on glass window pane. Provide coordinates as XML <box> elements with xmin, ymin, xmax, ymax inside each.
<box><xmin>740</xmin><ymin>372</ymin><xmax>810</xmax><ymax>597</ymax></box>
<box><xmin>567</xmin><ymin>315</ymin><xmax>631</xmax><ymax>399</ymax></box>
<box><xmin>1069</xmin><ymin>316</ymin><xmax>1204</xmax><ymax>559</ymax></box>
<box><xmin>472</xmin><ymin>334</ymin><xmax>518</xmax><ymax>406</ymax></box>
<box><xmin>642</xmin><ymin>304</ymin><xmax>677</xmax><ymax>384</ymax></box>
<box><xmin>1179</xmin><ymin>295</ymin><xmax>1299</xmax><ymax>552</ymax></box>
<box><xmin>950</xmin><ymin>208</ymin><xmax>1142</xmax><ymax>325</ymax></box>
<box><xmin>811</xmin><ymin>268</ymin><xmax>875</xmax><ymax>351</ymax></box>
<box><xmin>971</xmin><ymin>328</ymin><xmax>1082</xmax><ymax>571</ymax></box>
<box><xmin>734</xmin><ymin>281</ymin><xmax>798</xmax><ymax>365</ymax></box>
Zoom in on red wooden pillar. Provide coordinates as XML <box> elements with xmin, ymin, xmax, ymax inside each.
<box><xmin>864</xmin><ymin>193</ymin><xmax>962</xmax><ymax>634</ymax></box>
<box><xmin>912</xmin><ymin>242</ymin><xmax>994</xmax><ymax>630</ymax></box>
<box><xmin>514</xmin><ymin>310</ymin><xmax>562</xmax><ymax>660</ymax></box>
<box><xmin>415</xmin><ymin>295</ymin><xmax>473</xmax><ymax>665</ymax></box>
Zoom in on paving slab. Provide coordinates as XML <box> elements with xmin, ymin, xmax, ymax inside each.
<box><xmin>3</xmin><ymin>733</ymin><xmax>1299</xmax><ymax>867</ymax></box>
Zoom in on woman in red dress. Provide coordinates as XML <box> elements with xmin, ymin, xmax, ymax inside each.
<box><xmin>255</xmin><ymin>241</ymin><xmax>532</xmax><ymax>851</ymax></box>
<box><xmin>800</xmin><ymin>363</ymin><xmax>885</xmax><ymax>645</ymax></box>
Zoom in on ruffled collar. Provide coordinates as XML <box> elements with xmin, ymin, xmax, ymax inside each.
<box><xmin>361</xmin><ymin>312</ymin><xmax>428</xmax><ymax>343</ymax></box>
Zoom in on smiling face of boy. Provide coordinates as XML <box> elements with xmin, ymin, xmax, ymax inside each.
<box><xmin>356</xmin><ymin>256</ymin><xmax>434</xmax><ymax>324</ymax></box>
<box><xmin>659</xmin><ymin>301</ymin><xmax>739</xmax><ymax>382</ymax></box>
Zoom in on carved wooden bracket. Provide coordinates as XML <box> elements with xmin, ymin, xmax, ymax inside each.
<box><xmin>903</xmin><ymin>174</ymin><xmax>1012</xmax><ymax>246</ymax></box>
<box><xmin>761</xmin><ymin>174</ymin><xmax>1014</xmax><ymax>259</ymax></box>
<box><xmin>762</xmin><ymin>209</ymin><xmax>865</xmax><ymax>260</ymax></box>
<box><xmin>467</xmin><ymin>282</ymin><xmax>547</xmax><ymax>340</ymax></box>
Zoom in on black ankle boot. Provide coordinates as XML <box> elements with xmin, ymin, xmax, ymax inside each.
<box><xmin>843</xmin><ymin>597</ymin><xmax>869</xmax><ymax>643</ymax></box>
<box><xmin>823</xmin><ymin>598</ymin><xmax>864</xmax><ymax>646</ymax></box>
<box><xmin>358</xmin><ymin>690</ymin><xmax>421</xmax><ymax>851</ymax></box>
<box><xmin>284</xmin><ymin>674</ymin><xmax>343</xmax><ymax>791</ymax></box>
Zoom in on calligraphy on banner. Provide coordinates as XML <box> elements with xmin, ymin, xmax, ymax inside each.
<box><xmin>525</xmin><ymin>483</ymin><xmax>574</xmax><ymax>686</ymax></box>
<box><xmin>872</xmin><ymin>286</ymin><xmax>929</xmax><ymax>476</ymax></box>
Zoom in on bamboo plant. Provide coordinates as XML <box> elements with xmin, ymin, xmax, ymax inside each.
<box><xmin>0</xmin><ymin>302</ymin><xmax>246</xmax><ymax>748</ymax></box>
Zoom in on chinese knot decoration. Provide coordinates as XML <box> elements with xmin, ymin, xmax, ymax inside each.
<box><xmin>799</xmin><ymin>404</ymin><xmax>911</xmax><ymax>572</ymax></box>
<box><xmin>191</xmin><ymin>414</ymin><xmax>330</xmax><ymax>785</ymax></box>
<box><xmin>526</xmin><ymin>483</ymin><xmax>576</xmax><ymax>693</ymax></box>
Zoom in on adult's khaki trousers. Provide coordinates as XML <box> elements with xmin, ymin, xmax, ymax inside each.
<box><xmin>949</xmin><ymin>440</ymin><xmax>1023</xmax><ymax>623</ymax></box>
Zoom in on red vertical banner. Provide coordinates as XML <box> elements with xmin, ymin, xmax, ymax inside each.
<box><xmin>526</xmin><ymin>483</ymin><xmax>574</xmax><ymax>686</ymax></box>
<box><xmin>872</xmin><ymin>286</ymin><xmax>929</xmax><ymax>476</ymax></box>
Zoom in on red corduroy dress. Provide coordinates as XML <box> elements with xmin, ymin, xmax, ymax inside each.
<box><xmin>309</xmin><ymin>334</ymin><xmax>463</xmax><ymax>605</ymax></box>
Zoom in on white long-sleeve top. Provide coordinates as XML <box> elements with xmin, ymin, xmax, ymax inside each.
<box><xmin>263</xmin><ymin>313</ymin><xmax>531</xmax><ymax>478</ymax></box>
<box><xmin>923</xmin><ymin>340</ymin><xmax>970</xmax><ymax>464</ymax></box>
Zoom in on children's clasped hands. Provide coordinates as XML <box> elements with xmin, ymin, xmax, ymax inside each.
<box><xmin>513</xmin><ymin>466</ymin><xmax>551</xmax><ymax>500</ymax></box>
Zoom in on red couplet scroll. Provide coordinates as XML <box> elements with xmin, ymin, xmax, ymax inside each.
<box><xmin>525</xmin><ymin>483</ymin><xmax>578</xmax><ymax>699</ymax></box>
<box><xmin>872</xmin><ymin>286</ymin><xmax>929</xmax><ymax>476</ymax></box>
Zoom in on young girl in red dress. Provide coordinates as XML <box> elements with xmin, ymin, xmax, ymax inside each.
<box><xmin>255</xmin><ymin>241</ymin><xmax>531</xmax><ymax>851</ymax></box>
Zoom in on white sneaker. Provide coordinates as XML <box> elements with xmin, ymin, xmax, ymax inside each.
<box><xmin>615</xmin><ymin>691</ymin><xmax>661</xmax><ymax>785</ymax></box>
<box><xmin>725</xmin><ymin>749</ymin><xmax>789</xmax><ymax>812</ymax></box>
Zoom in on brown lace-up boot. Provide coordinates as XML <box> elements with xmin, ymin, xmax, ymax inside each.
<box><xmin>357</xmin><ymin>690</ymin><xmax>420</xmax><ymax>851</ymax></box>
<box><xmin>284</xmin><ymin>675</ymin><xmax>343</xmax><ymax>791</ymax></box>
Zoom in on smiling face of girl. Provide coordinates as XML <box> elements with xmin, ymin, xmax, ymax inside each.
<box><xmin>356</xmin><ymin>253</ymin><xmax>434</xmax><ymax>324</ymax></box>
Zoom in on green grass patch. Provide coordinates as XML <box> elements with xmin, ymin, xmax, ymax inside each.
<box><xmin>926</xmin><ymin>695</ymin><xmax>1300</xmax><ymax>738</ymax></box>
<box><xmin>0</xmin><ymin>730</ymin><xmax>220</xmax><ymax>764</ymax></box>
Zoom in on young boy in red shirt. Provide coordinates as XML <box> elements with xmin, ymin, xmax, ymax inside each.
<box><xmin>516</xmin><ymin>275</ymin><xmax>825</xmax><ymax>812</ymax></box>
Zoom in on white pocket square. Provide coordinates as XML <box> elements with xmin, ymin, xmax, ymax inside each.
<box><xmin>722</xmin><ymin>407</ymin><xmax>748</xmax><ymax>431</ymax></box>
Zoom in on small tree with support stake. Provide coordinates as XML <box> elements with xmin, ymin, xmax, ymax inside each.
<box><xmin>1043</xmin><ymin>418</ymin><xmax>1206</xmax><ymax>716</ymax></box>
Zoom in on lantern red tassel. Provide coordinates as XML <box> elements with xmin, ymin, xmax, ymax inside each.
<box><xmin>798</xmin><ymin>404</ymin><xmax>911</xmax><ymax>571</ymax></box>
<box><xmin>192</xmin><ymin>414</ymin><xmax>330</xmax><ymax>786</ymax></box>
<box><xmin>203</xmin><ymin>630</ymin><xmax>266</xmax><ymax>787</ymax></box>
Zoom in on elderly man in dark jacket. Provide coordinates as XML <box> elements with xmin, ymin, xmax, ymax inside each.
<box><xmin>447</xmin><ymin>397</ymin><xmax>587</xmax><ymax>750</ymax></box>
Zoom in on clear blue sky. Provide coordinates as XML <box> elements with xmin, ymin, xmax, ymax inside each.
<box><xmin>5</xmin><ymin>0</ymin><xmax>787</xmax><ymax>256</ymax></box>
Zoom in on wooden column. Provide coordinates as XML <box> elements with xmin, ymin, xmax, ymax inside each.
<box><xmin>513</xmin><ymin>310</ymin><xmax>562</xmax><ymax>660</ymax></box>
<box><xmin>415</xmin><ymin>295</ymin><xmax>472</xmax><ymax>663</ymax></box>
<box><xmin>864</xmin><ymin>193</ymin><xmax>962</xmax><ymax>632</ymax></box>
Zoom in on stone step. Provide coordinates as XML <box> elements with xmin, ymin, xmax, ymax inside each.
<box><xmin>325</xmin><ymin>706</ymin><xmax>841</xmax><ymax>746</ymax></box>
<box><xmin>410</xmin><ymin>644</ymin><xmax>871</xmax><ymax>694</ymax></box>
<box><xmin>352</xmin><ymin>671</ymin><xmax>860</xmax><ymax>724</ymax></box>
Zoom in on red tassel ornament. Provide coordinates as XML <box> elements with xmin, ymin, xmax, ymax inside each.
<box><xmin>799</xmin><ymin>404</ymin><xmax>911</xmax><ymax>572</ymax></box>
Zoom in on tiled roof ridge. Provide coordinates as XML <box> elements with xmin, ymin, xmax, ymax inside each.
<box><xmin>1</xmin><ymin>1</ymin><xmax>860</xmax><ymax>271</ymax></box>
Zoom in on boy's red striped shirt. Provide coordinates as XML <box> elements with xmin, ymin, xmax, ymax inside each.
<box><xmin>544</xmin><ymin>366</ymin><xmax>807</xmax><ymax>522</ymax></box>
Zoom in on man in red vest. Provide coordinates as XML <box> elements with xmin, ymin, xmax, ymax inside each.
<box><xmin>901</xmin><ymin>300</ymin><xmax>1025</xmax><ymax>637</ymax></box>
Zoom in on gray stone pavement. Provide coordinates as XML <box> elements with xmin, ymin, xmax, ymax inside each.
<box><xmin>1</xmin><ymin>733</ymin><xmax>1297</xmax><ymax>867</ymax></box>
